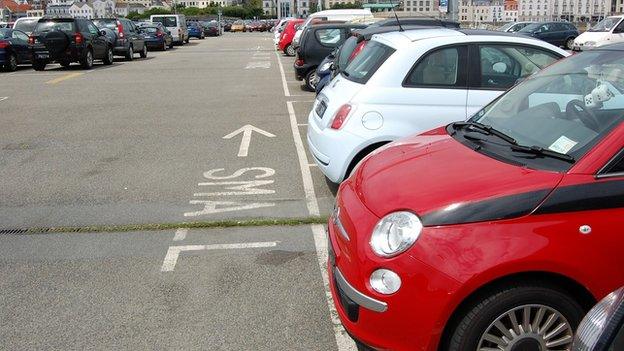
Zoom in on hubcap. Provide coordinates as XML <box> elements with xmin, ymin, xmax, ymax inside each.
<box><xmin>287</xmin><ymin>46</ymin><xmax>294</xmax><ymax>56</ymax></box>
<box><xmin>309</xmin><ymin>72</ymin><xmax>319</xmax><ymax>88</ymax></box>
<box><xmin>9</xmin><ymin>55</ymin><xmax>17</xmax><ymax>70</ymax></box>
<box><xmin>87</xmin><ymin>51</ymin><xmax>93</xmax><ymax>65</ymax></box>
<box><xmin>478</xmin><ymin>304</ymin><xmax>573</xmax><ymax>351</ymax></box>
<box><xmin>108</xmin><ymin>49</ymin><xmax>113</xmax><ymax>62</ymax></box>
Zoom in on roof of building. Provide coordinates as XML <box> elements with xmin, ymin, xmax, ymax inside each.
<box><xmin>0</xmin><ymin>0</ymin><xmax>32</xmax><ymax>12</ymax></box>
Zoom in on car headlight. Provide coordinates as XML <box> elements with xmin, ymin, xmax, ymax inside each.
<box><xmin>370</xmin><ymin>211</ymin><xmax>422</xmax><ymax>257</ymax></box>
<box><xmin>319</xmin><ymin>61</ymin><xmax>332</xmax><ymax>73</ymax></box>
<box><xmin>584</xmin><ymin>41</ymin><xmax>596</xmax><ymax>47</ymax></box>
<box><xmin>572</xmin><ymin>286</ymin><xmax>624</xmax><ymax>350</ymax></box>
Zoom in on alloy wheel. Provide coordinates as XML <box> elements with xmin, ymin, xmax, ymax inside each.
<box><xmin>86</xmin><ymin>51</ymin><xmax>93</xmax><ymax>67</ymax></box>
<box><xmin>309</xmin><ymin>72</ymin><xmax>320</xmax><ymax>89</ymax></box>
<box><xmin>7</xmin><ymin>54</ymin><xmax>18</xmax><ymax>71</ymax></box>
<box><xmin>286</xmin><ymin>45</ymin><xmax>295</xmax><ymax>56</ymax></box>
<box><xmin>477</xmin><ymin>304</ymin><xmax>573</xmax><ymax>351</ymax></box>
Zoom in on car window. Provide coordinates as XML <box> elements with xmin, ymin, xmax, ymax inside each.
<box><xmin>35</xmin><ymin>20</ymin><xmax>74</xmax><ymax>33</ymax></box>
<box><xmin>153</xmin><ymin>16</ymin><xmax>177</xmax><ymax>27</ymax></box>
<box><xmin>607</xmin><ymin>319</ymin><xmax>624</xmax><ymax>350</ymax></box>
<box><xmin>406</xmin><ymin>46</ymin><xmax>467</xmax><ymax>87</ymax></box>
<box><xmin>87</xmin><ymin>23</ymin><xmax>99</xmax><ymax>36</ymax></box>
<box><xmin>478</xmin><ymin>45</ymin><xmax>560</xmax><ymax>89</ymax></box>
<box><xmin>315</xmin><ymin>28</ymin><xmax>342</xmax><ymax>47</ymax></box>
<box><xmin>343</xmin><ymin>40</ymin><xmax>395</xmax><ymax>84</ymax></box>
<box><xmin>615</xmin><ymin>20</ymin><xmax>624</xmax><ymax>33</ymax></box>
<box><xmin>93</xmin><ymin>19</ymin><xmax>116</xmax><ymax>29</ymax></box>
<box><xmin>600</xmin><ymin>149</ymin><xmax>624</xmax><ymax>175</ymax></box>
<box><xmin>12</xmin><ymin>30</ymin><xmax>28</xmax><ymax>42</ymax></box>
<box><xmin>14</xmin><ymin>18</ymin><xmax>38</xmax><ymax>33</ymax></box>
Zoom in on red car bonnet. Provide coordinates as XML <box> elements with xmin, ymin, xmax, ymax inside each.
<box><xmin>353</xmin><ymin>127</ymin><xmax>565</xmax><ymax>224</ymax></box>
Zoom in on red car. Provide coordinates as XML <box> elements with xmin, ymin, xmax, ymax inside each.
<box><xmin>328</xmin><ymin>44</ymin><xmax>624</xmax><ymax>350</ymax></box>
<box><xmin>277</xmin><ymin>19</ymin><xmax>303</xmax><ymax>56</ymax></box>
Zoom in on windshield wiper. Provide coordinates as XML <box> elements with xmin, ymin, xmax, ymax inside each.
<box><xmin>452</xmin><ymin>121</ymin><xmax>517</xmax><ymax>145</ymax></box>
<box><xmin>510</xmin><ymin>144</ymin><xmax>575</xmax><ymax>163</ymax></box>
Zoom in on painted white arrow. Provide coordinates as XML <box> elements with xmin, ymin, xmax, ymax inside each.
<box><xmin>223</xmin><ymin>124</ymin><xmax>276</xmax><ymax>157</ymax></box>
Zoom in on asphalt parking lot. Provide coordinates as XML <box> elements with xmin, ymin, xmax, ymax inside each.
<box><xmin>0</xmin><ymin>33</ymin><xmax>353</xmax><ymax>350</ymax></box>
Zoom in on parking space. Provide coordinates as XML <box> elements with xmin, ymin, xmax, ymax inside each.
<box><xmin>0</xmin><ymin>225</ymin><xmax>338</xmax><ymax>350</ymax></box>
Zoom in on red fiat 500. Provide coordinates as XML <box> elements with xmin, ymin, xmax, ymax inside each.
<box><xmin>328</xmin><ymin>44</ymin><xmax>624</xmax><ymax>351</ymax></box>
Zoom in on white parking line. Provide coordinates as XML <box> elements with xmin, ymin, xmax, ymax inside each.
<box><xmin>173</xmin><ymin>228</ymin><xmax>188</xmax><ymax>241</ymax></box>
<box><xmin>0</xmin><ymin>97</ymin><xmax>7</xmax><ymax>103</ymax></box>
<box><xmin>161</xmin><ymin>241</ymin><xmax>278</xmax><ymax>272</ymax></box>
<box><xmin>275</xmin><ymin>51</ymin><xmax>291</xmax><ymax>97</ymax></box>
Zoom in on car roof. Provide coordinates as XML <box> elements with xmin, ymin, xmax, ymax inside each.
<box><xmin>309</xmin><ymin>23</ymin><xmax>367</xmax><ymax>30</ymax></box>
<box><xmin>353</xmin><ymin>25</ymin><xmax>449</xmax><ymax>40</ymax></box>
<box><xmin>458</xmin><ymin>29</ymin><xmax>522</xmax><ymax>37</ymax></box>
<box><xmin>376</xmin><ymin>28</ymin><xmax>463</xmax><ymax>45</ymax></box>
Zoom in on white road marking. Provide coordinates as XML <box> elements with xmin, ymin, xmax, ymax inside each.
<box><xmin>245</xmin><ymin>61</ymin><xmax>271</xmax><ymax>69</ymax></box>
<box><xmin>275</xmin><ymin>51</ymin><xmax>291</xmax><ymax>97</ymax></box>
<box><xmin>0</xmin><ymin>97</ymin><xmax>8</xmax><ymax>103</ymax></box>
<box><xmin>223</xmin><ymin>124</ymin><xmax>276</xmax><ymax>157</ymax></box>
<box><xmin>161</xmin><ymin>241</ymin><xmax>278</xmax><ymax>272</ymax></box>
<box><xmin>184</xmin><ymin>200</ymin><xmax>275</xmax><ymax>217</ymax></box>
<box><xmin>279</xmin><ymin>56</ymin><xmax>355</xmax><ymax>350</ymax></box>
<box><xmin>298</xmin><ymin>123</ymin><xmax>308</xmax><ymax>126</ymax></box>
<box><xmin>173</xmin><ymin>228</ymin><xmax>187</xmax><ymax>241</ymax></box>
<box><xmin>286</xmin><ymin>101</ymin><xmax>320</xmax><ymax>217</ymax></box>
<box><xmin>194</xmin><ymin>180</ymin><xmax>275</xmax><ymax>196</ymax></box>
<box><xmin>308</xmin><ymin>163</ymin><xmax>318</xmax><ymax>167</ymax></box>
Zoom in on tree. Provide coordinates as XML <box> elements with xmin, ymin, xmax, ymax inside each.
<box><xmin>330</xmin><ymin>1</ymin><xmax>361</xmax><ymax>8</ymax></box>
<box><xmin>309</xmin><ymin>2</ymin><xmax>317</xmax><ymax>13</ymax></box>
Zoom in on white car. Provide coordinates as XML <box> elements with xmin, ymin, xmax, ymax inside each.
<box><xmin>307</xmin><ymin>28</ymin><xmax>569</xmax><ymax>183</ymax></box>
<box><xmin>273</xmin><ymin>18</ymin><xmax>292</xmax><ymax>46</ymax></box>
<box><xmin>573</xmin><ymin>15</ymin><xmax>624</xmax><ymax>51</ymax></box>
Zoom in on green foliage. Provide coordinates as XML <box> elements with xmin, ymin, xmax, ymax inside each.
<box><xmin>309</xmin><ymin>2</ymin><xmax>318</xmax><ymax>13</ymax></box>
<box><xmin>330</xmin><ymin>1</ymin><xmax>362</xmax><ymax>9</ymax></box>
<box><xmin>126</xmin><ymin>4</ymin><xmax>264</xmax><ymax>19</ymax></box>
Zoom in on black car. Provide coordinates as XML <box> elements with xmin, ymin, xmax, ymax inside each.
<box><xmin>93</xmin><ymin>18</ymin><xmax>147</xmax><ymax>60</ymax></box>
<box><xmin>294</xmin><ymin>23</ymin><xmax>366</xmax><ymax>91</ymax></box>
<box><xmin>368</xmin><ymin>17</ymin><xmax>459</xmax><ymax>28</ymax></box>
<box><xmin>30</xmin><ymin>17</ymin><xmax>114</xmax><ymax>70</ymax></box>
<box><xmin>518</xmin><ymin>21</ymin><xmax>579</xmax><ymax>49</ymax></box>
<box><xmin>0</xmin><ymin>28</ymin><xmax>31</xmax><ymax>71</ymax></box>
<box><xmin>202</xmin><ymin>21</ymin><xmax>220</xmax><ymax>36</ymax></box>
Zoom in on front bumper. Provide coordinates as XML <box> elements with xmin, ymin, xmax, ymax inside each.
<box><xmin>328</xmin><ymin>181</ymin><xmax>462</xmax><ymax>350</ymax></box>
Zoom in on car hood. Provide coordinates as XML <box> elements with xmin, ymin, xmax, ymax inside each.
<box><xmin>353</xmin><ymin>127</ymin><xmax>564</xmax><ymax>226</ymax></box>
<box><xmin>574</xmin><ymin>31</ymin><xmax>609</xmax><ymax>44</ymax></box>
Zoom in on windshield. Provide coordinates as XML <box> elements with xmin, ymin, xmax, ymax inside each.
<box><xmin>152</xmin><ymin>16</ymin><xmax>177</xmax><ymax>27</ymax></box>
<box><xmin>589</xmin><ymin>17</ymin><xmax>622</xmax><ymax>32</ymax></box>
<box><xmin>499</xmin><ymin>22</ymin><xmax>515</xmax><ymax>31</ymax></box>
<box><xmin>14</xmin><ymin>18</ymin><xmax>38</xmax><ymax>33</ymax></box>
<box><xmin>343</xmin><ymin>40</ymin><xmax>395</xmax><ymax>84</ymax></box>
<box><xmin>468</xmin><ymin>50</ymin><xmax>624</xmax><ymax>170</ymax></box>
<box><xmin>93</xmin><ymin>19</ymin><xmax>117</xmax><ymax>30</ymax></box>
<box><xmin>35</xmin><ymin>20</ymin><xmax>74</xmax><ymax>33</ymax></box>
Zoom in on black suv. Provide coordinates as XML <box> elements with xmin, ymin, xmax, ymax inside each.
<box><xmin>93</xmin><ymin>18</ymin><xmax>147</xmax><ymax>60</ymax></box>
<box><xmin>30</xmin><ymin>17</ymin><xmax>113</xmax><ymax>70</ymax></box>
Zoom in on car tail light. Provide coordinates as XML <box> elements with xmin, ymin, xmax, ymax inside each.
<box><xmin>0</xmin><ymin>40</ymin><xmax>8</xmax><ymax>49</ymax></box>
<box><xmin>157</xmin><ymin>30</ymin><xmax>163</xmax><ymax>37</ymax></box>
<box><xmin>295</xmin><ymin>58</ymin><xmax>304</xmax><ymax>66</ymax></box>
<box><xmin>74</xmin><ymin>32</ymin><xmax>84</xmax><ymax>44</ymax></box>
<box><xmin>28</xmin><ymin>36</ymin><xmax>35</xmax><ymax>45</ymax></box>
<box><xmin>330</xmin><ymin>104</ymin><xmax>352</xmax><ymax>130</ymax></box>
<box><xmin>349</xmin><ymin>40</ymin><xmax>367</xmax><ymax>62</ymax></box>
<box><xmin>117</xmin><ymin>20</ymin><xmax>124</xmax><ymax>38</ymax></box>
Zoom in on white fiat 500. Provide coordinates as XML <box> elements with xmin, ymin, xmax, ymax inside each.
<box><xmin>307</xmin><ymin>28</ymin><xmax>569</xmax><ymax>183</ymax></box>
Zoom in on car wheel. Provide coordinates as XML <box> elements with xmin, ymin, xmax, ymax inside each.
<box><xmin>285</xmin><ymin>44</ymin><xmax>295</xmax><ymax>56</ymax></box>
<box><xmin>125</xmin><ymin>46</ymin><xmax>134</xmax><ymax>61</ymax></box>
<box><xmin>305</xmin><ymin>70</ymin><xmax>320</xmax><ymax>91</ymax></box>
<box><xmin>33</xmin><ymin>60</ymin><xmax>46</xmax><ymax>71</ymax></box>
<box><xmin>566</xmin><ymin>37</ymin><xmax>575</xmax><ymax>50</ymax></box>
<box><xmin>169</xmin><ymin>42</ymin><xmax>174</xmax><ymax>49</ymax></box>
<box><xmin>103</xmin><ymin>47</ymin><xmax>114</xmax><ymax>65</ymax></box>
<box><xmin>162</xmin><ymin>41</ymin><xmax>167</xmax><ymax>51</ymax></box>
<box><xmin>59</xmin><ymin>60</ymin><xmax>71</xmax><ymax>68</ymax></box>
<box><xmin>444</xmin><ymin>284</ymin><xmax>584</xmax><ymax>351</ymax></box>
<box><xmin>80</xmin><ymin>49</ymin><xmax>94</xmax><ymax>69</ymax></box>
<box><xmin>4</xmin><ymin>53</ymin><xmax>18</xmax><ymax>72</ymax></box>
<box><xmin>185</xmin><ymin>37</ymin><xmax>190</xmax><ymax>43</ymax></box>
<box><xmin>140</xmin><ymin>45</ymin><xmax>147</xmax><ymax>58</ymax></box>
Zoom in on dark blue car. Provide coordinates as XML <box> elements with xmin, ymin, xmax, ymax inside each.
<box><xmin>140</xmin><ymin>24</ymin><xmax>173</xmax><ymax>51</ymax></box>
<box><xmin>188</xmin><ymin>23</ymin><xmax>205</xmax><ymax>40</ymax></box>
<box><xmin>0</xmin><ymin>28</ymin><xmax>31</xmax><ymax>72</ymax></box>
<box><xmin>518</xmin><ymin>21</ymin><xmax>579</xmax><ymax>49</ymax></box>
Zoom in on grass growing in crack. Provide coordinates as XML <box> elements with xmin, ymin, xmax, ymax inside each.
<box><xmin>15</xmin><ymin>216</ymin><xmax>329</xmax><ymax>235</ymax></box>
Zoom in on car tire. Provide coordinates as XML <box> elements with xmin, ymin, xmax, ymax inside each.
<box><xmin>185</xmin><ymin>37</ymin><xmax>190</xmax><ymax>43</ymax></box>
<box><xmin>103</xmin><ymin>47</ymin><xmax>114</xmax><ymax>65</ymax></box>
<box><xmin>59</xmin><ymin>60</ymin><xmax>71</xmax><ymax>68</ymax></box>
<box><xmin>139</xmin><ymin>45</ymin><xmax>147</xmax><ymax>58</ymax></box>
<box><xmin>305</xmin><ymin>70</ymin><xmax>319</xmax><ymax>91</ymax></box>
<box><xmin>4</xmin><ymin>53</ymin><xmax>18</xmax><ymax>72</ymax></box>
<box><xmin>80</xmin><ymin>49</ymin><xmax>94</xmax><ymax>69</ymax></box>
<box><xmin>169</xmin><ymin>42</ymin><xmax>174</xmax><ymax>49</ymax></box>
<box><xmin>285</xmin><ymin>44</ymin><xmax>295</xmax><ymax>56</ymax></box>
<box><xmin>125</xmin><ymin>46</ymin><xmax>134</xmax><ymax>61</ymax></box>
<box><xmin>162</xmin><ymin>41</ymin><xmax>167</xmax><ymax>51</ymax></box>
<box><xmin>444</xmin><ymin>283</ymin><xmax>585</xmax><ymax>351</ymax></box>
<box><xmin>565</xmin><ymin>37</ymin><xmax>575</xmax><ymax>50</ymax></box>
<box><xmin>33</xmin><ymin>60</ymin><xmax>46</xmax><ymax>71</ymax></box>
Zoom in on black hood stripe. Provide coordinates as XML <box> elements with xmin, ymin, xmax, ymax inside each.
<box><xmin>421</xmin><ymin>189</ymin><xmax>551</xmax><ymax>226</ymax></box>
<box><xmin>534</xmin><ymin>179</ymin><xmax>624</xmax><ymax>214</ymax></box>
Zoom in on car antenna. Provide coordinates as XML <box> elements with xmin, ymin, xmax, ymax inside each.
<box><xmin>389</xmin><ymin>0</ymin><xmax>404</xmax><ymax>32</ymax></box>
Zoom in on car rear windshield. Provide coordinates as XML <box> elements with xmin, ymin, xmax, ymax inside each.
<box><xmin>143</xmin><ymin>27</ymin><xmax>158</xmax><ymax>33</ymax></box>
<box><xmin>92</xmin><ymin>19</ymin><xmax>117</xmax><ymax>29</ymax></box>
<box><xmin>342</xmin><ymin>40</ymin><xmax>395</xmax><ymax>84</ymax></box>
<box><xmin>34</xmin><ymin>20</ymin><xmax>75</xmax><ymax>33</ymax></box>
<box><xmin>336</xmin><ymin>35</ymin><xmax>358</xmax><ymax>71</ymax></box>
<box><xmin>14</xmin><ymin>18</ymin><xmax>38</xmax><ymax>33</ymax></box>
<box><xmin>152</xmin><ymin>16</ymin><xmax>177</xmax><ymax>27</ymax></box>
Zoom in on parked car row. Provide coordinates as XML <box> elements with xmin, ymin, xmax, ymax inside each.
<box><xmin>227</xmin><ymin>19</ymin><xmax>277</xmax><ymax>33</ymax></box>
<box><xmin>0</xmin><ymin>14</ymin><xmax>221</xmax><ymax>72</ymax></box>
<box><xmin>498</xmin><ymin>19</ymin><xmax>581</xmax><ymax>49</ymax></box>
<box><xmin>275</xmin><ymin>11</ymin><xmax>624</xmax><ymax>351</ymax></box>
